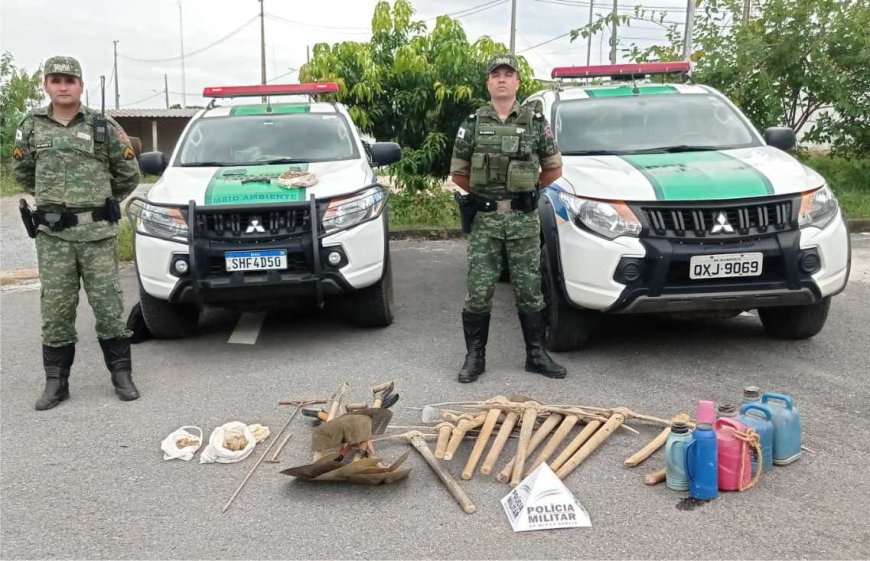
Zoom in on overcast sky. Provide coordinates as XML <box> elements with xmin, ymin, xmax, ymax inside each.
<box><xmin>1</xmin><ymin>0</ymin><xmax>689</xmax><ymax>109</ymax></box>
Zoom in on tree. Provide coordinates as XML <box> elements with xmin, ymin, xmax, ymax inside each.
<box><xmin>572</xmin><ymin>0</ymin><xmax>870</xmax><ymax>155</ymax></box>
<box><xmin>1</xmin><ymin>52</ymin><xmax>44</xmax><ymax>170</ymax></box>
<box><xmin>300</xmin><ymin>0</ymin><xmax>541</xmax><ymax>192</ymax></box>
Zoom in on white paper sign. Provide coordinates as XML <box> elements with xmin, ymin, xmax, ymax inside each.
<box><xmin>501</xmin><ymin>463</ymin><xmax>592</xmax><ymax>532</ymax></box>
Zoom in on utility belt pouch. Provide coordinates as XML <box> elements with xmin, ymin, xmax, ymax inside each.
<box><xmin>506</xmin><ymin>160</ymin><xmax>538</xmax><ymax>193</ymax></box>
<box><xmin>488</xmin><ymin>153</ymin><xmax>510</xmax><ymax>184</ymax></box>
<box><xmin>470</xmin><ymin>153</ymin><xmax>488</xmax><ymax>187</ymax></box>
<box><xmin>501</xmin><ymin>135</ymin><xmax>520</xmax><ymax>155</ymax></box>
<box><xmin>18</xmin><ymin>199</ymin><xmax>38</xmax><ymax>239</ymax></box>
<box><xmin>511</xmin><ymin>191</ymin><xmax>538</xmax><ymax>213</ymax></box>
<box><xmin>104</xmin><ymin>197</ymin><xmax>122</xmax><ymax>222</ymax></box>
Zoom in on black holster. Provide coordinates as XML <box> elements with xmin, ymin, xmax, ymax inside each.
<box><xmin>104</xmin><ymin>197</ymin><xmax>122</xmax><ymax>222</ymax></box>
<box><xmin>511</xmin><ymin>191</ymin><xmax>538</xmax><ymax>213</ymax></box>
<box><xmin>18</xmin><ymin>199</ymin><xmax>38</xmax><ymax>239</ymax></box>
<box><xmin>454</xmin><ymin>191</ymin><xmax>477</xmax><ymax>234</ymax></box>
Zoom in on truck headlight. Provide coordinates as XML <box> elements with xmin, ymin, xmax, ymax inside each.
<box><xmin>798</xmin><ymin>185</ymin><xmax>839</xmax><ymax>229</ymax></box>
<box><xmin>129</xmin><ymin>200</ymin><xmax>188</xmax><ymax>242</ymax></box>
<box><xmin>321</xmin><ymin>185</ymin><xmax>387</xmax><ymax>235</ymax></box>
<box><xmin>559</xmin><ymin>192</ymin><xmax>642</xmax><ymax>240</ymax></box>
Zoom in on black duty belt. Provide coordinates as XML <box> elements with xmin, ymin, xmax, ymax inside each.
<box><xmin>36</xmin><ymin>208</ymin><xmax>110</xmax><ymax>231</ymax></box>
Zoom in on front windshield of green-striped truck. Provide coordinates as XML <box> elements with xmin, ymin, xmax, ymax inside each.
<box><xmin>178</xmin><ymin>112</ymin><xmax>360</xmax><ymax>166</ymax></box>
<box><xmin>554</xmin><ymin>92</ymin><xmax>761</xmax><ymax>155</ymax></box>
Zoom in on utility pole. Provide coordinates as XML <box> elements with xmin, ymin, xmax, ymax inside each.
<box><xmin>586</xmin><ymin>0</ymin><xmax>595</xmax><ymax>66</ymax></box>
<box><xmin>112</xmin><ymin>40</ymin><xmax>120</xmax><ymax>109</ymax></box>
<box><xmin>164</xmin><ymin>74</ymin><xmax>170</xmax><ymax>109</ymax></box>
<box><xmin>179</xmin><ymin>0</ymin><xmax>187</xmax><ymax>108</ymax></box>
<box><xmin>259</xmin><ymin>0</ymin><xmax>267</xmax><ymax>101</ymax></box>
<box><xmin>509</xmin><ymin>0</ymin><xmax>517</xmax><ymax>54</ymax></box>
<box><xmin>609</xmin><ymin>0</ymin><xmax>618</xmax><ymax>64</ymax></box>
<box><xmin>683</xmin><ymin>0</ymin><xmax>696</xmax><ymax>61</ymax></box>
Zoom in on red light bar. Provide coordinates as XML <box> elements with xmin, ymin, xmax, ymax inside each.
<box><xmin>202</xmin><ymin>82</ymin><xmax>339</xmax><ymax>98</ymax></box>
<box><xmin>551</xmin><ymin>61</ymin><xmax>690</xmax><ymax>79</ymax></box>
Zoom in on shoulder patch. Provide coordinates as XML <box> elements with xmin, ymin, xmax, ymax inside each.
<box><xmin>12</xmin><ymin>146</ymin><xmax>24</xmax><ymax>160</ymax></box>
<box><xmin>123</xmin><ymin>146</ymin><xmax>135</xmax><ymax>160</ymax></box>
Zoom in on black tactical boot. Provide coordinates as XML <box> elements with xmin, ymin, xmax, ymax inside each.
<box><xmin>458</xmin><ymin>311</ymin><xmax>490</xmax><ymax>383</ymax></box>
<box><xmin>98</xmin><ymin>337</ymin><xmax>140</xmax><ymax>401</ymax></box>
<box><xmin>518</xmin><ymin>310</ymin><xmax>567</xmax><ymax>379</ymax></box>
<box><xmin>35</xmin><ymin>344</ymin><xmax>75</xmax><ymax>411</ymax></box>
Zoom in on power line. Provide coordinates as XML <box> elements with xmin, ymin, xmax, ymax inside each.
<box><xmin>535</xmin><ymin>0</ymin><xmax>686</xmax><ymax>11</ymax></box>
<box><xmin>121</xmin><ymin>91</ymin><xmax>164</xmax><ymax>107</ymax></box>
<box><xmin>119</xmin><ymin>16</ymin><xmax>258</xmax><ymax>63</ymax></box>
<box><xmin>517</xmin><ymin>31</ymin><xmax>573</xmax><ymax>53</ymax></box>
<box><xmin>265</xmin><ymin>13</ymin><xmax>370</xmax><ymax>32</ymax></box>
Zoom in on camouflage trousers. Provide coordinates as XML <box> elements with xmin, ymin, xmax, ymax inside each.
<box><xmin>36</xmin><ymin>232</ymin><xmax>131</xmax><ymax>347</ymax></box>
<box><xmin>464</xmin><ymin>210</ymin><xmax>545</xmax><ymax>314</ymax></box>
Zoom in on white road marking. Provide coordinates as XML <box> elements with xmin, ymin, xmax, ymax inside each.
<box><xmin>228</xmin><ymin>312</ymin><xmax>266</xmax><ymax>345</ymax></box>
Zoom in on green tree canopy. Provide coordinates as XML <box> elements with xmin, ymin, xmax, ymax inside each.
<box><xmin>1</xmin><ymin>52</ymin><xmax>44</xmax><ymax>170</ymax></box>
<box><xmin>573</xmin><ymin>0</ymin><xmax>870</xmax><ymax>155</ymax></box>
<box><xmin>301</xmin><ymin>0</ymin><xmax>541</xmax><ymax>191</ymax></box>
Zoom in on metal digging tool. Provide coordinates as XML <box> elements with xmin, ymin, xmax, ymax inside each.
<box><xmin>371</xmin><ymin>380</ymin><xmax>394</xmax><ymax>408</ymax></box>
<box><xmin>403</xmin><ymin>431</ymin><xmax>476</xmax><ymax>514</ymax></box>
<box><xmin>221</xmin><ymin>398</ymin><xmax>324</xmax><ymax>513</ymax></box>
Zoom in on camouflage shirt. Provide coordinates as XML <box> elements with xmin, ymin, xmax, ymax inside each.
<box><xmin>12</xmin><ymin>103</ymin><xmax>140</xmax><ymax>241</ymax></box>
<box><xmin>450</xmin><ymin>101</ymin><xmax>562</xmax><ymax>200</ymax></box>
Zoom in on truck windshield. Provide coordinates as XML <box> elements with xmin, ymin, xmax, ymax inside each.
<box><xmin>554</xmin><ymin>93</ymin><xmax>761</xmax><ymax>155</ymax></box>
<box><xmin>178</xmin><ymin>112</ymin><xmax>360</xmax><ymax>166</ymax></box>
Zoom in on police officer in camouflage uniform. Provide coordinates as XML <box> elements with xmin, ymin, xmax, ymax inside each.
<box><xmin>12</xmin><ymin>56</ymin><xmax>141</xmax><ymax>410</ymax></box>
<box><xmin>450</xmin><ymin>54</ymin><xmax>566</xmax><ymax>383</ymax></box>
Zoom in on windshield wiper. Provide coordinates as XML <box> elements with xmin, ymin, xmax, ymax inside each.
<box><xmin>180</xmin><ymin>161</ymin><xmax>230</xmax><ymax>167</ymax></box>
<box><xmin>630</xmin><ymin>145</ymin><xmax>720</xmax><ymax>154</ymax></box>
<box><xmin>253</xmin><ymin>158</ymin><xmax>310</xmax><ymax>165</ymax></box>
<box><xmin>561</xmin><ymin>150</ymin><xmax>622</xmax><ymax>156</ymax></box>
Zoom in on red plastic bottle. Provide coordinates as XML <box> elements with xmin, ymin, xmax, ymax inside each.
<box><xmin>715</xmin><ymin>418</ymin><xmax>752</xmax><ymax>491</ymax></box>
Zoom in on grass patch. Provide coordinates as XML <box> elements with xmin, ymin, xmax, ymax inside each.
<box><xmin>140</xmin><ymin>174</ymin><xmax>160</xmax><ymax>184</ymax></box>
<box><xmin>388</xmin><ymin>187</ymin><xmax>459</xmax><ymax>229</ymax></box>
<box><xmin>797</xmin><ymin>153</ymin><xmax>870</xmax><ymax>218</ymax></box>
<box><xmin>118</xmin><ymin>218</ymin><xmax>134</xmax><ymax>262</ymax></box>
<box><xmin>0</xmin><ymin>173</ymin><xmax>24</xmax><ymax>196</ymax></box>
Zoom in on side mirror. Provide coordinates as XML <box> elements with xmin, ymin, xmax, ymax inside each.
<box><xmin>763</xmin><ymin>127</ymin><xmax>796</xmax><ymax>151</ymax></box>
<box><xmin>370</xmin><ymin>142</ymin><xmax>402</xmax><ymax>167</ymax></box>
<box><xmin>139</xmin><ymin>151</ymin><xmax>168</xmax><ymax>176</ymax></box>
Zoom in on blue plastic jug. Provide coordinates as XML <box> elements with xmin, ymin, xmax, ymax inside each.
<box><xmin>762</xmin><ymin>392</ymin><xmax>802</xmax><ymax>465</ymax></box>
<box><xmin>685</xmin><ymin>422</ymin><xmax>718</xmax><ymax>501</ymax></box>
<box><xmin>739</xmin><ymin>403</ymin><xmax>774</xmax><ymax>473</ymax></box>
<box><xmin>742</xmin><ymin>386</ymin><xmax>761</xmax><ymax>404</ymax></box>
<box><xmin>665</xmin><ymin>421</ymin><xmax>692</xmax><ymax>491</ymax></box>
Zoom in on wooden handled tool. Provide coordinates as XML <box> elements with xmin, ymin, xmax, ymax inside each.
<box><xmin>644</xmin><ymin>467</ymin><xmax>667</xmax><ymax>485</ymax></box>
<box><xmin>435</xmin><ymin>422</ymin><xmax>454</xmax><ymax>459</ymax></box>
<box><xmin>409</xmin><ymin>433</ymin><xmax>476</xmax><ymax>514</ymax></box>
<box><xmin>497</xmin><ymin>413</ymin><xmax>562</xmax><ymax>483</ymax></box>
<box><xmin>526</xmin><ymin>414</ymin><xmax>580</xmax><ymax>474</ymax></box>
<box><xmin>462</xmin><ymin>397</ymin><xmax>506</xmax><ymax>480</ymax></box>
<box><xmin>443</xmin><ymin>413</ymin><xmax>486</xmax><ymax>461</ymax></box>
<box><xmin>480</xmin><ymin>410</ymin><xmax>519</xmax><ymax>475</ymax></box>
<box><xmin>548</xmin><ymin>419</ymin><xmax>602</xmax><ymax>472</ymax></box>
<box><xmin>624</xmin><ymin>413</ymin><xmax>690</xmax><ymax>467</ymax></box>
<box><xmin>510</xmin><ymin>403</ymin><xmax>541</xmax><ymax>485</ymax></box>
<box><xmin>555</xmin><ymin>411</ymin><xmax>626</xmax><ymax>479</ymax></box>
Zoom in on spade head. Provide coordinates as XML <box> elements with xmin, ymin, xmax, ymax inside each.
<box><xmin>311</xmin><ymin>415</ymin><xmax>373</xmax><ymax>452</ymax></box>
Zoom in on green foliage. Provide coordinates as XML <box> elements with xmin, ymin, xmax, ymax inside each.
<box><xmin>301</xmin><ymin>0</ymin><xmax>542</xmax><ymax>193</ymax></box>
<box><xmin>573</xmin><ymin>0</ymin><xmax>870</xmax><ymax>155</ymax></box>
<box><xmin>0</xmin><ymin>171</ymin><xmax>24</xmax><ymax>195</ymax></box>
<box><xmin>388</xmin><ymin>187</ymin><xmax>459</xmax><ymax>229</ymax></box>
<box><xmin>118</xmin><ymin>218</ymin><xmax>134</xmax><ymax>262</ymax></box>
<box><xmin>1</xmin><ymin>52</ymin><xmax>44</xmax><ymax>181</ymax></box>
<box><xmin>797</xmin><ymin>152</ymin><xmax>870</xmax><ymax>217</ymax></box>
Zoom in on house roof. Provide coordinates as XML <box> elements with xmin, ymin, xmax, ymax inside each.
<box><xmin>106</xmin><ymin>108</ymin><xmax>200</xmax><ymax>119</ymax></box>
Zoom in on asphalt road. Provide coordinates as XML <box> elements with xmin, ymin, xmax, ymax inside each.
<box><xmin>1</xmin><ymin>237</ymin><xmax>869</xmax><ymax>560</ymax></box>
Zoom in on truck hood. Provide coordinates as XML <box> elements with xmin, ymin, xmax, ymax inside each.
<box><xmin>555</xmin><ymin>146</ymin><xmax>826</xmax><ymax>202</ymax></box>
<box><xmin>146</xmin><ymin>159</ymin><xmax>374</xmax><ymax>206</ymax></box>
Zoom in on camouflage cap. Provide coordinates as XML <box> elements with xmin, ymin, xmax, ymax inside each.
<box><xmin>486</xmin><ymin>53</ymin><xmax>519</xmax><ymax>74</ymax></box>
<box><xmin>44</xmin><ymin>56</ymin><xmax>82</xmax><ymax>79</ymax></box>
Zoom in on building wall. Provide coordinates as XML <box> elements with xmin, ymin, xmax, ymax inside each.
<box><xmin>113</xmin><ymin>117</ymin><xmax>192</xmax><ymax>155</ymax></box>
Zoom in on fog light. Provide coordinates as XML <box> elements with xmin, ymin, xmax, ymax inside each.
<box><xmin>622</xmin><ymin>262</ymin><xmax>642</xmax><ymax>282</ymax></box>
<box><xmin>172</xmin><ymin>257</ymin><xmax>189</xmax><ymax>275</ymax></box>
<box><xmin>614</xmin><ymin>257</ymin><xmax>644</xmax><ymax>284</ymax></box>
<box><xmin>799</xmin><ymin>251</ymin><xmax>821</xmax><ymax>274</ymax></box>
<box><xmin>327</xmin><ymin>251</ymin><xmax>342</xmax><ymax>266</ymax></box>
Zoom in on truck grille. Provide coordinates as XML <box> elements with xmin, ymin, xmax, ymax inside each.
<box><xmin>638</xmin><ymin>198</ymin><xmax>796</xmax><ymax>240</ymax></box>
<box><xmin>193</xmin><ymin>208</ymin><xmax>312</xmax><ymax>242</ymax></box>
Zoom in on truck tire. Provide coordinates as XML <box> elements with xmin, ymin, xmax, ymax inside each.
<box><xmin>139</xmin><ymin>285</ymin><xmax>200</xmax><ymax>339</ymax></box>
<box><xmin>349</xmin><ymin>254</ymin><xmax>394</xmax><ymax>328</ymax></box>
<box><xmin>758</xmin><ymin>297</ymin><xmax>831</xmax><ymax>340</ymax></box>
<box><xmin>541</xmin><ymin>243</ymin><xmax>594</xmax><ymax>351</ymax></box>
